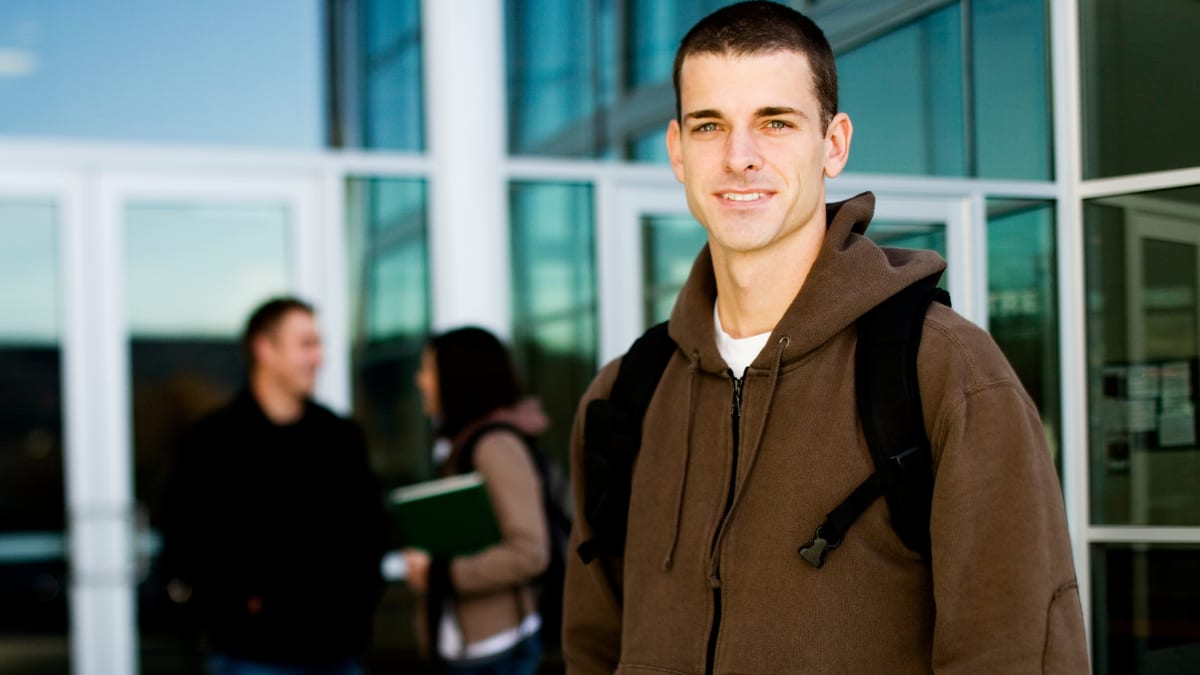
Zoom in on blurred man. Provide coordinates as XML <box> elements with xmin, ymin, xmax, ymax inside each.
<box><xmin>161</xmin><ymin>297</ymin><xmax>389</xmax><ymax>675</ymax></box>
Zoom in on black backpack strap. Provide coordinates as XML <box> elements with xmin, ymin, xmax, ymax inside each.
<box><xmin>577</xmin><ymin>321</ymin><xmax>677</xmax><ymax>564</ymax></box>
<box><xmin>800</xmin><ymin>275</ymin><xmax>950</xmax><ymax>568</ymax></box>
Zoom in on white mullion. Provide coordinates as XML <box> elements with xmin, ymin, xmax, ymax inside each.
<box><xmin>1051</xmin><ymin>0</ymin><xmax>1091</xmax><ymax>645</ymax></box>
<box><xmin>316</xmin><ymin>167</ymin><xmax>352</xmax><ymax>415</ymax></box>
<box><xmin>1088</xmin><ymin>526</ymin><xmax>1200</xmax><ymax>545</ymax></box>
<box><xmin>1080</xmin><ymin>166</ymin><xmax>1200</xmax><ymax>200</ymax></box>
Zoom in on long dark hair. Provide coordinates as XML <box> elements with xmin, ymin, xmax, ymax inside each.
<box><xmin>427</xmin><ymin>327</ymin><xmax>522</xmax><ymax>439</ymax></box>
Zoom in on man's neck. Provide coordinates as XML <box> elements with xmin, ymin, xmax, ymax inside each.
<box><xmin>249</xmin><ymin>376</ymin><xmax>306</xmax><ymax>425</ymax></box>
<box><xmin>711</xmin><ymin>216</ymin><xmax>826</xmax><ymax>339</ymax></box>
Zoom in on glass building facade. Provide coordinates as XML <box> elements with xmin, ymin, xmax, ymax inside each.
<box><xmin>1</xmin><ymin>0</ymin><xmax>1198</xmax><ymax>672</ymax></box>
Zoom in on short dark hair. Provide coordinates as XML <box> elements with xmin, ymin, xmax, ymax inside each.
<box><xmin>672</xmin><ymin>1</ymin><xmax>839</xmax><ymax>131</ymax></box>
<box><xmin>427</xmin><ymin>327</ymin><xmax>522</xmax><ymax>439</ymax></box>
<box><xmin>240</xmin><ymin>297</ymin><xmax>315</xmax><ymax>373</ymax></box>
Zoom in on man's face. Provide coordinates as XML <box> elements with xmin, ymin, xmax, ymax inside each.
<box><xmin>257</xmin><ymin>310</ymin><xmax>323</xmax><ymax>398</ymax></box>
<box><xmin>667</xmin><ymin>50</ymin><xmax>850</xmax><ymax>258</ymax></box>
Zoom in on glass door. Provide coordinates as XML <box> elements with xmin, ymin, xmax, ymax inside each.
<box><xmin>93</xmin><ymin>173</ymin><xmax>338</xmax><ymax>673</ymax></box>
<box><xmin>0</xmin><ymin>186</ymin><xmax>72</xmax><ymax>674</ymax></box>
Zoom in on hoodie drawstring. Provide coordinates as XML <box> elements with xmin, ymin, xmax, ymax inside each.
<box><xmin>662</xmin><ymin>350</ymin><xmax>701</xmax><ymax>571</ymax></box>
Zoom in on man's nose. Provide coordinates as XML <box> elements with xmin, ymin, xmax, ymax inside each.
<box><xmin>724</xmin><ymin>128</ymin><xmax>763</xmax><ymax>173</ymax></box>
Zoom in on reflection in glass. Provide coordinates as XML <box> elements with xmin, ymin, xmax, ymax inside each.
<box><xmin>346</xmin><ymin>177</ymin><xmax>430</xmax><ymax>488</ymax></box>
<box><xmin>971</xmin><ymin>0</ymin><xmax>1051</xmax><ymax>180</ymax></box>
<box><xmin>837</xmin><ymin>4</ymin><xmax>965</xmax><ymax>176</ymax></box>
<box><xmin>1091</xmin><ymin>543</ymin><xmax>1200</xmax><ymax>674</ymax></box>
<box><xmin>868</xmin><ymin>220</ymin><xmax>947</xmax><ymax>259</ymax></box>
<box><xmin>625</xmin><ymin>0</ymin><xmax>726</xmax><ymax>89</ymax></box>
<box><xmin>506</xmin><ymin>0</ymin><xmax>609</xmax><ymax>156</ymax></box>
<box><xmin>0</xmin><ymin>201</ymin><xmax>69</xmax><ymax>669</ymax></box>
<box><xmin>1081</xmin><ymin>1</ymin><xmax>1200</xmax><ymax>179</ymax></box>
<box><xmin>124</xmin><ymin>201</ymin><xmax>290</xmax><ymax>669</ymax></box>
<box><xmin>642</xmin><ymin>214</ymin><xmax>706</xmax><ymax>326</ymax></box>
<box><xmin>350</xmin><ymin>0</ymin><xmax>423</xmax><ymax>150</ymax></box>
<box><xmin>510</xmin><ymin>182</ymin><xmax>597</xmax><ymax>470</ymax></box>
<box><xmin>987</xmin><ymin>200</ymin><xmax>1060</xmax><ymax>466</ymax></box>
<box><xmin>0</xmin><ymin>0</ymin><xmax>323</xmax><ymax>148</ymax></box>
<box><xmin>1085</xmin><ymin>186</ymin><xmax>1200</xmax><ymax>525</ymax></box>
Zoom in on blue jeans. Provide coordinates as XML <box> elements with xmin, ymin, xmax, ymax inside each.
<box><xmin>442</xmin><ymin>633</ymin><xmax>543</xmax><ymax>675</ymax></box>
<box><xmin>208</xmin><ymin>653</ymin><xmax>363</xmax><ymax>675</ymax></box>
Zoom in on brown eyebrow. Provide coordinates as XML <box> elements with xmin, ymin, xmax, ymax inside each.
<box><xmin>683</xmin><ymin>107</ymin><xmax>808</xmax><ymax>121</ymax></box>
<box><xmin>683</xmin><ymin>109</ymin><xmax>724</xmax><ymax>121</ymax></box>
<box><xmin>756</xmin><ymin>106</ymin><xmax>806</xmax><ymax>119</ymax></box>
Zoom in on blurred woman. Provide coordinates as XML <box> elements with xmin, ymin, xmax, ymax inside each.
<box><xmin>404</xmin><ymin>327</ymin><xmax>549</xmax><ymax>675</ymax></box>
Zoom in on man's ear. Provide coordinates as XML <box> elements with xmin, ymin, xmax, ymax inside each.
<box><xmin>252</xmin><ymin>333</ymin><xmax>275</xmax><ymax>369</ymax></box>
<box><xmin>667</xmin><ymin>119</ymin><xmax>685</xmax><ymax>184</ymax></box>
<box><xmin>823</xmin><ymin>112</ymin><xmax>853</xmax><ymax>179</ymax></box>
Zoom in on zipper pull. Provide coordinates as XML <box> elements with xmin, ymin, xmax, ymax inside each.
<box><xmin>731</xmin><ymin>373</ymin><xmax>744</xmax><ymax>416</ymax></box>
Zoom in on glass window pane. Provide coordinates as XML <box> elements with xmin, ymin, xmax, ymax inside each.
<box><xmin>356</xmin><ymin>0</ymin><xmax>423</xmax><ymax>151</ymax></box>
<box><xmin>625</xmin><ymin>0</ymin><xmax>726</xmax><ymax>89</ymax></box>
<box><xmin>987</xmin><ymin>200</ymin><xmax>1061</xmax><ymax>467</ymax></box>
<box><xmin>124</xmin><ymin>201</ymin><xmax>291</xmax><ymax>669</ymax></box>
<box><xmin>346</xmin><ymin>178</ymin><xmax>430</xmax><ymax>486</ymax></box>
<box><xmin>0</xmin><ymin>200</ymin><xmax>69</xmax><ymax>670</ymax></box>
<box><xmin>868</xmin><ymin>220</ymin><xmax>947</xmax><ymax>258</ymax></box>
<box><xmin>642</xmin><ymin>214</ymin><xmax>707</xmax><ymax>326</ymax></box>
<box><xmin>0</xmin><ymin>0</ymin><xmax>324</xmax><ymax>148</ymax></box>
<box><xmin>971</xmin><ymin>0</ymin><xmax>1051</xmax><ymax>180</ymax></box>
<box><xmin>837</xmin><ymin>4</ymin><xmax>965</xmax><ymax>177</ymax></box>
<box><xmin>1091</xmin><ymin>543</ymin><xmax>1200</xmax><ymax>674</ymax></box>
<box><xmin>1086</xmin><ymin>185</ymin><xmax>1200</xmax><ymax>525</ymax></box>
<box><xmin>1081</xmin><ymin>1</ymin><xmax>1200</xmax><ymax>179</ymax></box>
<box><xmin>506</xmin><ymin>0</ymin><xmax>608</xmax><ymax>157</ymax></box>
<box><xmin>510</xmin><ymin>182</ymin><xmax>597</xmax><ymax>470</ymax></box>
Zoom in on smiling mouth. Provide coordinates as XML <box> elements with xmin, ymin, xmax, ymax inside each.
<box><xmin>720</xmin><ymin>192</ymin><xmax>768</xmax><ymax>202</ymax></box>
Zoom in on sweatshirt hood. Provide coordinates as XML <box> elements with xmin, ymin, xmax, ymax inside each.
<box><xmin>667</xmin><ymin>192</ymin><xmax>946</xmax><ymax>374</ymax></box>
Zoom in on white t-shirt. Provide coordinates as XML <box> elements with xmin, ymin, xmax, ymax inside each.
<box><xmin>714</xmin><ymin>302</ymin><xmax>771</xmax><ymax>378</ymax></box>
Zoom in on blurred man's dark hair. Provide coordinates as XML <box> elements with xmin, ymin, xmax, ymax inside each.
<box><xmin>240</xmin><ymin>297</ymin><xmax>315</xmax><ymax>373</ymax></box>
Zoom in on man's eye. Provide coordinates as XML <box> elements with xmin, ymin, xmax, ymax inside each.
<box><xmin>766</xmin><ymin>120</ymin><xmax>791</xmax><ymax>129</ymax></box>
<box><xmin>694</xmin><ymin>122</ymin><xmax>719</xmax><ymax>133</ymax></box>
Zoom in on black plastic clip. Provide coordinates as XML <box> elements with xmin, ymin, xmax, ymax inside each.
<box><xmin>799</xmin><ymin>527</ymin><xmax>839</xmax><ymax>568</ymax></box>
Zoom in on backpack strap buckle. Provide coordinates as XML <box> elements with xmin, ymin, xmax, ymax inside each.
<box><xmin>799</xmin><ymin>527</ymin><xmax>840</xmax><ymax>569</ymax></box>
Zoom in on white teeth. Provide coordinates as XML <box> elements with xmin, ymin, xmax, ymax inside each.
<box><xmin>722</xmin><ymin>192</ymin><xmax>764</xmax><ymax>202</ymax></box>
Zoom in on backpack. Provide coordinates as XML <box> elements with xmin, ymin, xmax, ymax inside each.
<box><xmin>576</xmin><ymin>274</ymin><xmax>950</xmax><ymax>569</ymax></box>
<box><xmin>457</xmin><ymin>422</ymin><xmax>571</xmax><ymax>649</ymax></box>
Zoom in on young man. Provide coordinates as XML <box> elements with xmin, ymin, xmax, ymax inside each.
<box><xmin>160</xmin><ymin>297</ymin><xmax>389</xmax><ymax>675</ymax></box>
<box><xmin>562</xmin><ymin>2</ymin><xmax>1088</xmax><ymax>673</ymax></box>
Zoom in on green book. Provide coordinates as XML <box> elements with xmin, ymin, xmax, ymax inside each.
<box><xmin>389</xmin><ymin>472</ymin><xmax>502</xmax><ymax>559</ymax></box>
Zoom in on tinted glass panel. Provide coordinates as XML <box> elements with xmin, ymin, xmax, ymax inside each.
<box><xmin>346</xmin><ymin>177</ymin><xmax>430</xmax><ymax>486</ymax></box>
<box><xmin>971</xmin><ymin>0</ymin><xmax>1051</xmax><ymax>180</ymax></box>
<box><xmin>1085</xmin><ymin>186</ymin><xmax>1200</xmax><ymax>525</ymax></box>
<box><xmin>987</xmin><ymin>200</ymin><xmax>1060</xmax><ymax>465</ymax></box>
<box><xmin>1081</xmin><ymin>0</ymin><xmax>1200</xmax><ymax>178</ymax></box>
<box><xmin>868</xmin><ymin>220</ymin><xmax>947</xmax><ymax>260</ymax></box>
<box><xmin>510</xmin><ymin>182</ymin><xmax>597</xmax><ymax>469</ymax></box>
<box><xmin>1092</xmin><ymin>543</ymin><xmax>1200</xmax><ymax>674</ymax></box>
<box><xmin>124</xmin><ymin>201</ymin><xmax>290</xmax><ymax>669</ymax></box>
<box><xmin>837</xmin><ymin>4</ymin><xmax>965</xmax><ymax>176</ymax></box>
<box><xmin>506</xmin><ymin>0</ymin><xmax>608</xmax><ymax>156</ymax></box>
<box><xmin>642</xmin><ymin>214</ymin><xmax>707</xmax><ymax>325</ymax></box>
<box><xmin>0</xmin><ymin>0</ymin><xmax>323</xmax><ymax>148</ymax></box>
<box><xmin>354</xmin><ymin>0</ymin><xmax>423</xmax><ymax>150</ymax></box>
<box><xmin>0</xmin><ymin>200</ymin><xmax>68</xmax><ymax>670</ymax></box>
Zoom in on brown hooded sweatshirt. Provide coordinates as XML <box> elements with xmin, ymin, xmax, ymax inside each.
<box><xmin>563</xmin><ymin>193</ymin><xmax>1088</xmax><ymax>674</ymax></box>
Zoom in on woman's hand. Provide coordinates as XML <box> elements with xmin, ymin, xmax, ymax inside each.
<box><xmin>403</xmin><ymin>548</ymin><xmax>432</xmax><ymax>594</ymax></box>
